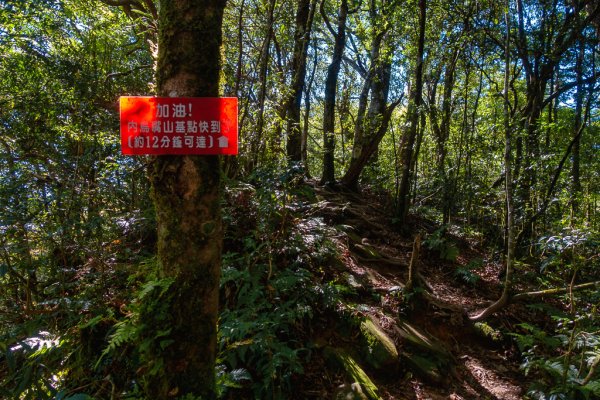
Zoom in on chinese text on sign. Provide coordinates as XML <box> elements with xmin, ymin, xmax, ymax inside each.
<box><xmin>120</xmin><ymin>97</ymin><xmax>238</xmax><ymax>155</ymax></box>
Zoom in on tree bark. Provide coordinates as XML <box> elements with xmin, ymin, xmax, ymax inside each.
<box><xmin>396</xmin><ymin>0</ymin><xmax>426</xmax><ymax>224</ymax></box>
<box><xmin>344</xmin><ymin>67</ymin><xmax>372</xmax><ymax>186</ymax></box>
<box><xmin>286</xmin><ymin>0</ymin><xmax>316</xmax><ymax>165</ymax></box>
<box><xmin>511</xmin><ymin>281</ymin><xmax>600</xmax><ymax>301</ymax></box>
<box><xmin>146</xmin><ymin>0</ymin><xmax>226</xmax><ymax>397</ymax></box>
<box><xmin>427</xmin><ymin>47</ymin><xmax>459</xmax><ymax>223</ymax></box>
<box><xmin>222</xmin><ymin>0</ymin><xmax>246</xmax><ymax>178</ymax></box>
<box><xmin>320</xmin><ymin>0</ymin><xmax>348</xmax><ymax>185</ymax></box>
<box><xmin>341</xmin><ymin>18</ymin><xmax>397</xmax><ymax>190</ymax></box>
<box><xmin>302</xmin><ymin>43</ymin><xmax>319</xmax><ymax>171</ymax></box>
<box><xmin>251</xmin><ymin>0</ymin><xmax>276</xmax><ymax>170</ymax></box>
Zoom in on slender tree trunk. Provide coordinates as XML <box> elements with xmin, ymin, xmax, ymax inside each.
<box><xmin>571</xmin><ymin>37</ymin><xmax>584</xmax><ymax>218</ymax></box>
<box><xmin>410</xmin><ymin>110</ymin><xmax>427</xmax><ymax>207</ymax></box>
<box><xmin>471</xmin><ymin>7</ymin><xmax>514</xmax><ymax>321</ymax></box>
<box><xmin>453</xmin><ymin>58</ymin><xmax>471</xmax><ymax>214</ymax></box>
<box><xmin>545</xmin><ymin>70</ymin><xmax>555</xmax><ymax>150</ymax></box>
<box><xmin>320</xmin><ymin>0</ymin><xmax>348</xmax><ymax>185</ymax></box>
<box><xmin>252</xmin><ymin>0</ymin><xmax>276</xmax><ymax>169</ymax></box>
<box><xmin>514</xmin><ymin>0</ymin><xmax>542</xmax><ymax>250</ymax></box>
<box><xmin>146</xmin><ymin>0</ymin><xmax>226</xmax><ymax>396</ymax></box>
<box><xmin>302</xmin><ymin>43</ymin><xmax>318</xmax><ymax>171</ymax></box>
<box><xmin>339</xmin><ymin>75</ymin><xmax>352</xmax><ymax>165</ymax></box>
<box><xmin>345</xmin><ymin>68</ymin><xmax>372</xmax><ymax>182</ymax></box>
<box><xmin>440</xmin><ymin>51</ymin><xmax>458</xmax><ymax>223</ymax></box>
<box><xmin>519</xmin><ymin>79</ymin><xmax>545</xmax><ymax>247</ymax></box>
<box><xmin>223</xmin><ymin>0</ymin><xmax>246</xmax><ymax>178</ymax></box>
<box><xmin>428</xmin><ymin>47</ymin><xmax>459</xmax><ymax>223</ymax></box>
<box><xmin>233</xmin><ymin>0</ymin><xmax>245</xmax><ymax>97</ymax></box>
<box><xmin>465</xmin><ymin>68</ymin><xmax>483</xmax><ymax>224</ymax></box>
<box><xmin>396</xmin><ymin>0</ymin><xmax>426</xmax><ymax>223</ymax></box>
<box><xmin>286</xmin><ymin>0</ymin><xmax>316</xmax><ymax>165</ymax></box>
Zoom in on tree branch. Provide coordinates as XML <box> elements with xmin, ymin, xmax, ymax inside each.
<box><xmin>100</xmin><ymin>0</ymin><xmax>139</xmax><ymax>5</ymax></box>
<box><xmin>104</xmin><ymin>64</ymin><xmax>153</xmax><ymax>83</ymax></box>
<box><xmin>320</xmin><ymin>0</ymin><xmax>337</xmax><ymax>37</ymax></box>
<box><xmin>541</xmin><ymin>70</ymin><xmax>600</xmax><ymax>109</ymax></box>
<box><xmin>342</xmin><ymin>55</ymin><xmax>367</xmax><ymax>78</ymax></box>
<box><xmin>142</xmin><ymin>0</ymin><xmax>158</xmax><ymax>20</ymax></box>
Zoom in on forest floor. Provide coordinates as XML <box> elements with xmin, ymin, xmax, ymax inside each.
<box><xmin>296</xmin><ymin>181</ymin><xmax>532</xmax><ymax>400</ymax></box>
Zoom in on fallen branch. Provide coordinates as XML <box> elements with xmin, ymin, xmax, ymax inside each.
<box><xmin>469</xmin><ymin>280</ymin><xmax>600</xmax><ymax>321</ymax></box>
<box><xmin>511</xmin><ymin>280</ymin><xmax>600</xmax><ymax>301</ymax></box>
<box><xmin>354</xmin><ymin>254</ymin><xmax>407</xmax><ymax>267</ymax></box>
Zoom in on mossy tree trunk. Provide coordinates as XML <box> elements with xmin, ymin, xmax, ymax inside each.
<box><xmin>145</xmin><ymin>0</ymin><xmax>226</xmax><ymax>397</ymax></box>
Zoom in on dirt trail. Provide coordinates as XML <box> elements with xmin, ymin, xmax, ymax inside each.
<box><xmin>312</xmin><ymin>183</ymin><xmax>526</xmax><ymax>400</ymax></box>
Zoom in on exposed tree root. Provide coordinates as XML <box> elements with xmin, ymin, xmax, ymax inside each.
<box><xmin>468</xmin><ymin>293</ymin><xmax>509</xmax><ymax>322</ymax></box>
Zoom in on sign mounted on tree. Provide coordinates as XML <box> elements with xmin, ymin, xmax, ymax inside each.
<box><xmin>120</xmin><ymin>96</ymin><xmax>238</xmax><ymax>155</ymax></box>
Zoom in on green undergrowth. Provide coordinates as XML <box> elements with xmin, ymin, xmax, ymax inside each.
<box><xmin>509</xmin><ymin>229</ymin><xmax>600</xmax><ymax>400</ymax></box>
<box><xmin>0</xmin><ymin>166</ymin><xmax>348</xmax><ymax>400</ymax></box>
<box><xmin>5</xmin><ymin>165</ymin><xmax>597</xmax><ymax>400</ymax></box>
<box><xmin>0</xmin><ymin>216</ymin><xmax>153</xmax><ymax>400</ymax></box>
<box><xmin>74</xmin><ymin>167</ymin><xmax>346</xmax><ymax>399</ymax></box>
<box><xmin>511</xmin><ymin>302</ymin><xmax>600</xmax><ymax>400</ymax></box>
<box><xmin>217</xmin><ymin>167</ymin><xmax>343</xmax><ymax>399</ymax></box>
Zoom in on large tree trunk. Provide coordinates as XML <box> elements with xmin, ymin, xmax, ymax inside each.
<box><xmin>341</xmin><ymin>59</ymin><xmax>396</xmax><ymax>190</ymax></box>
<box><xmin>146</xmin><ymin>0</ymin><xmax>226</xmax><ymax>397</ymax></box>
<box><xmin>341</xmin><ymin>20</ymin><xmax>397</xmax><ymax>190</ymax></box>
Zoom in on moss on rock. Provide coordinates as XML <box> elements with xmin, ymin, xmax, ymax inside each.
<box><xmin>359</xmin><ymin>318</ymin><xmax>399</xmax><ymax>370</ymax></box>
<box><xmin>324</xmin><ymin>347</ymin><xmax>381</xmax><ymax>400</ymax></box>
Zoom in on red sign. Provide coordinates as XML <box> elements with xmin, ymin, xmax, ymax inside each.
<box><xmin>120</xmin><ymin>96</ymin><xmax>238</xmax><ymax>155</ymax></box>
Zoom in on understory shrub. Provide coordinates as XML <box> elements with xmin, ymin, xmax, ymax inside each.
<box><xmin>218</xmin><ymin>169</ymin><xmax>341</xmax><ymax>399</ymax></box>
